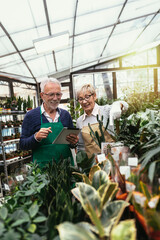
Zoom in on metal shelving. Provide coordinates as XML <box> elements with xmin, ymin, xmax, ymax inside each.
<box><xmin>0</xmin><ymin>112</ymin><xmax>31</xmax><ymax>195</ymax></box>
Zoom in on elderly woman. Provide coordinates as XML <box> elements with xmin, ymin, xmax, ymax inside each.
<box><xmin>76</xmin><ymin>84</ymin><xmax>128</xmax><ymax>158</ymax></box>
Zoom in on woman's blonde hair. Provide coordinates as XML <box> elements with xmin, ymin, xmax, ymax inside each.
<box><xmin>76</xmin><ymin>84</ymin><xmax>96</xmax><ymax>99</ymax></box>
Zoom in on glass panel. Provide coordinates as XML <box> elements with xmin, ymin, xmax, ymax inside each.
<box><xmin>13</xmin><ymin>83</ymin><xmax>38</xmax><ymax>108</ymax></box>
<box><xmin>133</xmin><ymin>20</ymin><xmax>160</xmax><ymax>49</ymax></box>
<box><xmin>76</xmin><ymin>5</ymin><xmax>122</xmax><ymax>34</ymax></box>
<box><xmin>122</xmin><ymin>48</ymin><xmax>157</xmax><ymax>67</ymax></box>
<box><xmin>116</xmin><ymin>69</ymin><xmax>154</xmax><ymax>99</ymax></box>
<box><xmin>121</xmin><ymin>0</ymin><xmax>160</xmax><ymax>21</ymax></box>
<box><xmin>73</xmin><ymin>73</ymin><xmax>113</xmax><ymax>100</ymax></box>
<box><xmin>55</xmin><ymin>48</ymin><xmax>71</xmax><ymax>70</ymax></box>
<box><xmin>61</xmin><ymin>86</ymin><xmax>70</xmax><ymax>99</ymax></box>
<box><xmin>103</xmin><ymin>28</ymin><xmax>142</xmax><ymax>57</ymax></box>
<box><xmin>0</xmin><ymin>81</ymin><xmax>10</xmax><ymax>97</ymax></box>
<box><xmin>73</xmin><ymin>38</ymin><xmax>107</xmax><ymax>66</ymax></box>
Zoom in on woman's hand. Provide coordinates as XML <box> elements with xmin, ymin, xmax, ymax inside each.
<box><xmin>35</xmin><ymin>127</ymin><xmax>52</xmax><ymax>141</ymax></box>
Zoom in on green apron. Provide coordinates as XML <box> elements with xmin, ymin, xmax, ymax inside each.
<box><xmin>33</xmin><ymin>108</ymin><xmax>74</xmax><ymax>169</ymax></box>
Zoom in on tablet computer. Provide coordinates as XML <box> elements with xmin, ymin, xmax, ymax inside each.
<box><xmin>52</xmin><ymin>127</ymin><xmax>80</xmax><ymax>144</ymax></box>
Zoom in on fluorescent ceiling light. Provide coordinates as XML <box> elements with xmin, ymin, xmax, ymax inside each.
<box><xmin>33</xmin><ymin>31</ymin><xmax>69</xmax><ymax>54</ymax></box>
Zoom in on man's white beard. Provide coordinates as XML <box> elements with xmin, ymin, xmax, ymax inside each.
<box><xmin>44</xmin><ymin>100</ymin><xmax>60</xmax><ymax>110</ymax></box>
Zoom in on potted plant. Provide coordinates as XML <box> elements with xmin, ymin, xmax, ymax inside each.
<box><xmin>26</xmin><ymin>95</ymin><xmax>33</xmax><ymax>111</ymax></box>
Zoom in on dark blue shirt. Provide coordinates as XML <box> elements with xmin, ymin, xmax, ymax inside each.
<box><xmin>19</xmin><ymin>106</ymin><xmax>74</xmax><ymax>150</ymax></box>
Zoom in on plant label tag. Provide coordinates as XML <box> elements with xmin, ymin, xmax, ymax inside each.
<box><xmin>97</xmin><ymin>153</ymin><xmax>106</xmax><ymax>163</ymax></box>
<box><xmin>128</xmin><ymin>157</ymin><xmax>138</xmax><ymax>166</ymax></box>
<box><xmin>125</xmin><ymin>181</ymin><xmax>136</xmax><ymax>192</ymax></box>
<box><xmin>120</xmin><ymin>166</ymin><xmax>130</xmax><ymax>179</ymax></box>
<box><xmin>133</xmin><ymin>191</ymin><xmax>147</xmax><ymax>207</ymax></box>
<box><xmin>16</xmin><ymin>175</ymin><xmax>24</xmax><ymax>181</ymax></box>
<box><xmin>4</xmin><ymin>184</ymin><xmax>10</xmax><ymax>191</ymax></box>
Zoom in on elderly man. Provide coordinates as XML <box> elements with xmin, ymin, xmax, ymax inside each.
<box><xmin>20</xmin><ymin>78</ymin><xmax>78</xmax><ymax>168</ymax></box>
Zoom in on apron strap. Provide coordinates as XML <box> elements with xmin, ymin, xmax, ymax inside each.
<box><xmin>40</xmin><ymin>107</ymin><xmax>43</xmax><ymax>125</ymax></box>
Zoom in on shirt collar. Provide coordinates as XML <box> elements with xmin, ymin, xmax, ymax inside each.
<box><xmin>82</xmin><ymin>103</ymin><xmax>99</xmax><ymax>121</ymax></box>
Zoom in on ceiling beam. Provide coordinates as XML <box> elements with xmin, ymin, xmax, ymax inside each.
<box><xmin>99</xmin><ymin>0</ymin><xmax>128</xmax><ymax>62</ymax></box>
<box><xmin>71</xmin><ymin>0</ymin><xmax>79</xmax><ymax>69</ymax></box>
<box><xmin>43</xmin><ymin>0</ymin><xmax>57</xmax><ymax>71</ymax></box>
<box><xmin>0</xmin><ymin>22</ymin><xmax>37</xmax><ymax>84</ymax></box>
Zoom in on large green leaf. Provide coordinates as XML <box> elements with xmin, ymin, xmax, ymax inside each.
<box><xmin>28</xmin><ymin>203</ymin><xmax>39</xmax><ymax>218</ymax></box>
<box><xmin>57</xmin><ymin>222</ymin><xmax>99</xmax><ymax>240</ymax></box>
<box><xmin>140</xmin><ymin>146</ymin><xmax>160</xmax><ymax>170</ymax></box>
<box><xmin>92</xmin><ymin>170</ymin><xmax>109</xmax><ymax>190</ymax></box>
<box><xmin>0</xmin><ymin>207</ymin><xmax>8</xmax><ymax>220</ymax></box>
<box><xmin>140</xmin><ymin>181</ymin><xmax>151</xmax><ymax>201</ymax></box>
<box><xmin>100</xmin><ymin>182</ymin><xmax>118</xmax><ymax>207</ymax></box>
<box><xmin>11</xmin><ymin>209</ymin><xmax>30</xmax><ymax>227</ymax></box>
<box><xmin>77</xmin><ymin>183</ymin><xmax>101</xmax><ymax>215</ymax></box>
<box><xmin>111</xmin><ymin>220</ymin><xmax>136</xmax><ymax>240</ymax></box>
<box><xmin>71</xmin><ymin>187</ymin><xmax>81</xmax><ymax>202</ymax></box>
<box><xmin>77</xmin><ymin>183</ymin><xmax>105</xmax><ymax>236</ymax></box>
<box><xmin>89</xmin><ymin>165</ymin><xmax>101</xmax><ymax>182</ymax></box>
<box><xmin>33</xmin><ymin>216</ymin><xmax>47</xmax><ymax>223</ymax></box>
<box><xmin>148</xmin><ymin>160</ymin><xmax>159</xmax><ymax>183</ymax></box>
<box><xmin>98</xmin><ymin>160</ymin><xmax>111</xmax><ymax>175</ymax></box>
<box><xmin>101</xmin><ymin>201</ymin><xmax>129</xmax><ymax>230</ymax></box>
<box><xmin>72</xmin><ymin>172</ymin><xmax>91</xmax><ymax>184</ymax></box>
<box><xmin>2</xmin><ymin>229</ymin><xmax>21</xmax><ymax>240</ymax></box>
<box><xmin>0</xmin><ymin>221</ymin><xmax>5</xmax><ymax>236</ymax></box>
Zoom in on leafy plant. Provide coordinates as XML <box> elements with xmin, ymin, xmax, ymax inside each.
<box><xmin>57</xmin><ymin>160</ymin><xmax>131</xmax><ymax>239</ymax></box>
<box><xmin>131</xmin><ymin>181</ymin><xmax>160</xmax><ymax>239</ymax></box>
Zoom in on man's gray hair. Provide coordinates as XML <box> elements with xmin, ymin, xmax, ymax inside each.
<box><xmin>40</xmin><ymin>78</ymin><xmax>61</xmax><ymax>92</ymax></box>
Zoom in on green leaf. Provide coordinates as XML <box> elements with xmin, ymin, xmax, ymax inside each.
<box><xmin>100</xmin><ymin>182</ymin><xmax>118</xmax><ymax>206</ymax></box>
<box><xmin>2</xmin><ymin>229</ymin><xmax>21</xmax><ymax>240</ymax></box>
<box><xmin>57</xmin><ymin>221</ymin><xmax>99</xmax><ymax>240</ymax></box>
<box><xmin>11</xmin><ymin>218</ymin><xmax>30</xmax><ymax>227</ymax></box>
<box><xmin>92</xmin><ymin>170</ymin><xmax>109</xmax><ymax>190</ymax></box>
<box><xmin>24</xmin><ymin>189</ymin><xmax>35</xmax><ymax>196</ymax></box>
<box><xmin>0</xmin><ymin>221</ymin><xmax>5</xmax><ymax>236</ymax></box>
<box><xmin>11</xmin><ymin>209</ymin><xmax>30</xmax><ymax>227</ymax></box>
<box><xmin>101</xmin><ymin>200</ymin><xmax>130</xmax><ymax>234</ymax></box>
<box><xmin>71</xmin><ymin>187</ymin><xmax>81</xmax><ymax>202</ymax></box>
<box><xmin>27</xmin><ymin>223</ymin><xmax>37</xmax><ymax>233</ymax></box>
<box><xmin>33</xmin><ymin>216</ymin><xmax>47</xmax><ymax>223</ymax></box>
<box><xmin>28</xmin><ymin>203</ymin><xmax>39</xmax><ymax>218</ymax></box>
<box><xmin>89</xmin><ymin>165</ymin><xmax>101</xmax><ymax>182</ymax></box>
<box><xmin>0</xmin><ymin>207</ymin><xmax>8</xmax><ymax>220</ymax></box>
<box><xmin>148</xmin><ymin>161</ymin><xmax>156</xmax><ymax>183</ymax></box>
<box><xmin>37</xmin><ymin>182</ymin><xmax>46</xmax><ymax>192</ymax></box>
<box><xmin>140</xmin><ymin>181</ymin><xmax>151</xmax><ymax>201</ymax></box>
<box><xmin>77</xmin><ymin>183</ymin><xmax>101</xmax><ymax>216</ymax></box>
<box><xmin>111</xmin><ymin>220</ymin><xmax>136</xmax><ymax>240</ymax></box>
<box><xmin>99</xmin><ymin>160</ymin><xmax>111</xmax><ymax>175</ymax></box>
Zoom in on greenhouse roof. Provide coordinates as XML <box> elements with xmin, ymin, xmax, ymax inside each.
<box><xmin>0</xmin><ymin>0</ymin><xmax>160</xmax><ymax>84</ymax></box>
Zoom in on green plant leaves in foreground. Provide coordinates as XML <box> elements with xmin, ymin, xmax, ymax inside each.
<box><xmin>57</xmin><ymin>222</ymin><xmax>99</xmax><ymax>240</ymax></box>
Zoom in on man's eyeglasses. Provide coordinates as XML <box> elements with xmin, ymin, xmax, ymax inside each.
<box><xmin>43</xmin><ymin>92</ymin><xmax>62</xmax><ymax>98</ymax></box>
<box><xmin>78</xmin><ymin>94</ymin><xmax>93</xmax><ymax>103</ymax></box>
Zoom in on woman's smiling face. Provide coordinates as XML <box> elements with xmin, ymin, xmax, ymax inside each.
<box><xmin>78</xmin><ymin>90</ymin><xmax>97</xmax><ymax>115</ymax></box>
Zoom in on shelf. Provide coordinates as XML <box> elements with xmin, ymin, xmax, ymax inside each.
<box><xmin>0</xmin><ymin>138</ymin><xmax>20</xmax><ymax>145</ymax></box>
<box><xmin>0</xmin><ymin>155</ymin><xmax>31</xmax><ymax>166</ymax></box>
<box><xmin>0</xmin><ymin>111</ymin><xmax>25</xmax><ymax>116</ymax></box>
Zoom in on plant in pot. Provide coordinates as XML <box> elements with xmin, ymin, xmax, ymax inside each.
<box><xmin>17</xmin><ymin>96</ymin><xmax>23</xmax><ymax>111</ymax></box>
<box><xmin>26</xmin><ymin>95</ymin><xmax>33</xmax><ymax>111</ymax></box>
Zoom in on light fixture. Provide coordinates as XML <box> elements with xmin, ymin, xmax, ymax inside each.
<box><xmin>33</xmin><ymin>31</ymin><xmax>69</xmax><ymax>54</ymax></box>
